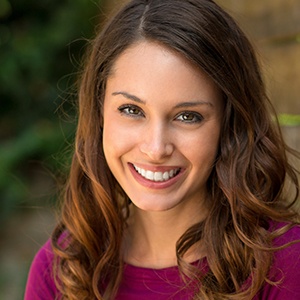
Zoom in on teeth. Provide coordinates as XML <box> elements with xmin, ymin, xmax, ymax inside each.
<box><xmin>133</xmin><ymin>165</ymin><xmax>180</xmax><ymax>182</ymax></box>
<box><xmin>163</xmin><ymin>171</ymin><xmax>169</xmax><ymax>180</ymax></box>
<box><xmin>145</xmin><ymin>170</ymin><xmax>154</xmax><ymax>180</ymax></box>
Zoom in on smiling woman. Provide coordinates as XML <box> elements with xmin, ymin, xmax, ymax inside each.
<box><xmin>103</xmin><ymin>42</ymin><xmax>222</xmax><ymax>213</ymax></box>
<box><xmin>25</xmin><ymin>0</ymin><xmax>300</xmax><ymax>299</ymax></box>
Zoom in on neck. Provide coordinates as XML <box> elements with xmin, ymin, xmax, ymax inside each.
<box><xmin>123</xmin><ymin>202</ymin><xmax>207</xmax><ymax>269</ymax></box>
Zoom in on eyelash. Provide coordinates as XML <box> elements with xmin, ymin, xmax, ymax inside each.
<box><xmin>118</xmin><ymin>104</ymin><xmax>203</xmax><ymax>124</ymax></box>
<box><xmin>118</xmin><ymin>104</ymin><xmax>145</xmax><ymax>117</ymax></box>
<box><xmin>175</xmin><ymin>111</ymin><xmax>203</xmax><ymax>124</ymax></box>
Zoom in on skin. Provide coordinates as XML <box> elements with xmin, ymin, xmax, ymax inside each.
<box><xmin>103</xmin><ymin>41</ymin><xmax>223</xmax><ymax>268</ymax></box>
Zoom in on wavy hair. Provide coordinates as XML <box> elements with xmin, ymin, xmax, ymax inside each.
<box><xmin>52</xmin><ymin>0</ymin><xmax>300</xmax><ymax>299</ymax></box>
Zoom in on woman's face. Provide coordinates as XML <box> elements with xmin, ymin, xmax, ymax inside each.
<box><xmin>103</xmin><ymin>41</ymin><xmax>223</xmax><ymax>212</ymax></box>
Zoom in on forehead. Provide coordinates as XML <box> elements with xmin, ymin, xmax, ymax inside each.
<box><xmin>106</xmin><ymin>41</ymin><xmax>223</xmax><ymax>110</ymax></box>
<box><xmin>110</xmin><ymin>41</ymin><xmax>199</xmax><ymax>78</ymax></box>
<box><xmin>108</xmin><ymin>41</ymin><xmax>217</xmax><ymax>89</ymax></box>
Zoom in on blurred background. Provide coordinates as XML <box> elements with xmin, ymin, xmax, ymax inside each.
<box><xmin>0</xmin><ymin>0</ymin><xmax>299</xmax><ymax>299</ymax></box>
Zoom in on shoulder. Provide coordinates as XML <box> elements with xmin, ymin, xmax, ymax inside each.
<box><xmin>271</xmin><ymin>221</ymin><xmax>300</xmax><ymax>246</ymax></box>
<box><xmin>24</xmin><ymin>239</ymin><xmax>59</xmax><ymax>300</ymax></box>
<box><xmin>271</xmin><ymin>223</ymin><xmax>300</xmax><ymax>276</ymax></box>
<box><xmin>256</xmin><ymin>223</ymin><xmax>300</xmax><ymax>299</ymax></box>
<box><xmin>271</xmin><ymin>222</ymin><xmax>300</xmax><ymax>268</ymax></box>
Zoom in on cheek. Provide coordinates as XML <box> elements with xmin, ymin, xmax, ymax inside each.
<box><xmin>186</xmin><ymin>130</ymin><xmax>220</xmax><ymax>167</ymax></box>
<box><xmin>103</xmin><ymin>122</ymin><xmax>119</xmax><ymax>160</ymax></box>
<box><xmin>103</xmin><ymin>111</ymin><xmax>118</xmax><ymax>161</ymax></box>
<box><xmin>103</xmin><ymin>118</ymin><xmax>135</xmax><ymax>162</ymax></box>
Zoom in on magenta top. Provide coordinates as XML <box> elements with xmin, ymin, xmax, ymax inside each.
<box><xmin>25</xmin><ymin>223</ymin><xmax>300</xmax><ymax>299</ymax></box>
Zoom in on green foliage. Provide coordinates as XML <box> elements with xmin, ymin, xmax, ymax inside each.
<box><xmin>278</xmin><ymin>114</ymin><xmax>300</xmax><ymax>126</ymax></box>
<box><xmin>0</xmin><ymin>0</ymin><xmax>101</xmax><ymax>223</ymax></box>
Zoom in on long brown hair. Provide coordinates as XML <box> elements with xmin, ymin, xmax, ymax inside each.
<box><xmin>52</xmin><ymin>0</ymin><xmax>300</xmax><ymax>299</ymax></box>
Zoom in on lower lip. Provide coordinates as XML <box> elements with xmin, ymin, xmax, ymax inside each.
<box><xmin>128</xmin><ymin>163</ymin><xmax>185</xmax><ymax>190</ymax></box>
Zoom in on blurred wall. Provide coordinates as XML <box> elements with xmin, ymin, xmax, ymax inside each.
<box><xmin>217</xmin><ymin>0</ymin><xmax>300</xmax><ymax>114</ymax></box>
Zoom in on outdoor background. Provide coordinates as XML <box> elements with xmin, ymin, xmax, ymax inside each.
<box><xmin>0</xmin><ymin>0</ymin><xmax>299</xmax><ymax>299</ymax></box>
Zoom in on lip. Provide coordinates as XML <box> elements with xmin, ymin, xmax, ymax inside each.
<box><xmin>128</xmin><ymin>163</ymin><xmax>185</xmax><ymax>189</ymax></box>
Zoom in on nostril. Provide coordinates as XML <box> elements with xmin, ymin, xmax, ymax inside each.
<box><xmin>139</xmin><ymin>141</ymin><xmax>174</xmax><ymax>159</ymax></box>
<box><xmin>165</xmin><ymin>144</ymin><xmax>174</xmax><ymax>156</ymax></box>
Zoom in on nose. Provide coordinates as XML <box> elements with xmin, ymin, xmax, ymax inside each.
<box><xmin>139</xmin><ymin>122</ymin><xmax>174</xmax><ymax>161</ymax></box>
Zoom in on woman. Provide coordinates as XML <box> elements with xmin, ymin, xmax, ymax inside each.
<box><xmin>25</xmin><ymin>0</ymin><xmax>300</xmax><ymax>299</ymax></box>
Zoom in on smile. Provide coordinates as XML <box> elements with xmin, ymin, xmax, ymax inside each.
<box><xmin>133</xmin><ymin>165</ymin><xmax>181</xmax><ymax>182</ymax></box>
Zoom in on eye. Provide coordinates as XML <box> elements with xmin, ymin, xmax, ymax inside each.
<box><xmin>118</xmin><ymin>104</ymin><xmax>144</xmax><ymax>117</ymax></box>
<box><xmin>175</xmin><ymin>111</ymin><xmax>203</xmax><ymax>123</ymax></box>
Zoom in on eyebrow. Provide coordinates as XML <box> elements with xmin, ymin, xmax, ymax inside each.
<box><xmin>111</xmin><ymin>91</ymin><xmax>214</xmax><ymax>108</ymax></box>
<box><xmin>174</xmin><ymin>101</ymin><xmax>213</xmax><ymax>108</ymax></box>
<box><xmin>112</xmin><ymin>91</ymin><xmax>145</xmax><ymax>104</ymax></box>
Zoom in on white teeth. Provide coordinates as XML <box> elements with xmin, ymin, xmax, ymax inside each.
<box><xmin>154</xmin><ymin>172</ymin><xmax>163</xmax><ymax>181</ymax></box>
<box><xmin>141</xmin><ymin>168</ymin><xmax>146</xmax><ymax>177</ymax></box>
<box><xmin>133</xmin><ymin>165</ymin><xmax>180</xmax><ymax>182</ymax></box>
<box><xmin>163</xmin><ymin>171</ymin><xmax>169</xmax><ymax>181</ymax></box>
<box><xmin>145</xmin><ymin>170</ymin><xmax>154</xmax><ymax>180</ymax></box>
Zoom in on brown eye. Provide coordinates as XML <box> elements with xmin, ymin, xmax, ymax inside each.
<box><xmin>175</xmin><ymin>112</ymin><xmax>203</xmax><ymax>123</ymax></box>
<box><xmin>118</xmin><ymin>105</ymin><xmax>144</xmax><ymax>117</ymax></box>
